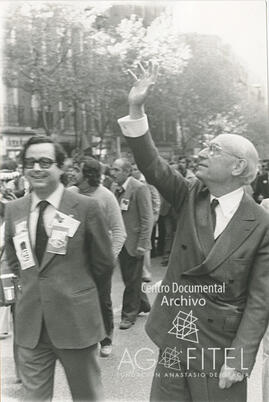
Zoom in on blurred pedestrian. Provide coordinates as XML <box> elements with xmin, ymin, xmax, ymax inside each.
<box><xmin>178</xmin><ymin>156</ymin><xmax>196</xmax><ymax>180</ymax></box>
<box><xmin>131</xmin><ymin>163</ymin><xmax>160</xmax><ymax>281</ymax></box>
<box><xmin>0</xmin><ymin>198</ymin><xmax>11</xmax><ymax>338</ymax></box>
<box><xmin>101</xmin><ymin>164</ymin><xmax>114</xmax><ymax>190</ymax></box>
<box><xmin>253</xmin><ymin>160</ymin><xmax>269</xmax><ymax>203</ymax></box>
<box><xmin>0</xmin><ymin>193</ymin><xmax>21</xmax><ymax>383</ymax></box>
<box><xmin>70</xmin><ymin>156</ymin><xmax>126</xmax><ymax>357</ymax></box>
<box><xmin>111</xmin><ymin>158</ymin><xmax>153</xmax><ymax>329</ymax></box>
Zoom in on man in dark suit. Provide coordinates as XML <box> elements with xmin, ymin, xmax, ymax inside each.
<box><xmin>118</xmin><ymin>62</ymin><xmax>269</xmax><ymax>402</ymax></box>
<box><xmin>111</xmin><ymin>158</ymin><xmax>153</xmax><ymax>329</ymax></box>
<box><xmin>5</xmin><ymin>136</ymin><xmax>114</xmax><ymax>401</ymax></box>
<box><xmin>253</xmin><ymin>160</ymin><xmax>269</xmax><ymax>203</ymax></box>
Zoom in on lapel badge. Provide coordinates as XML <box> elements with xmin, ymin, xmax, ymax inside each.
<box><xmin>55</xmin><ymin>213</ymin><xmax>64</xmax><ymax>223</ymax></box>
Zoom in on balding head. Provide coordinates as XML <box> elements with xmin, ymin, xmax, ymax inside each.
<box><xmin>111</xmin><ymin>158</ymin><xmax>132</xmax><ymax>185</ymax></box>
<box><xmin>196</xmin><ymin>133</ymin><xmax>259</xmax><ymax>196</ymax></box>
<box><xmin>215</xmin><ymin>134</ymin><xmax>259</xmax><ymax>185</ymax></box>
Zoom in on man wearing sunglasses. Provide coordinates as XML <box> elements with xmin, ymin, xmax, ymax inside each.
<box><xmin>4</xmin><ymin>136</ymin><xmax>114</xmax><ymax>401</ymax></box>
<box><xmin>118</xmin><ymin>62</ymin><xmax>269</xmax><ymax>402</ymax></box>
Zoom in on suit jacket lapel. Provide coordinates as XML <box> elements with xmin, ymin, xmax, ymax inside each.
<box><xmin>186</xmin><ymin>193</ymin><xmax>258</xmax><ymax>276</ymax></box>
<box><xmin>117</xmin><ymin>177</ymin><xmax>134</xmax><ymax>204</ymax></box>
<box><xmin>124</xmin><ymin>177</ymin><xmax>134</xmax><ymax>200</ymax></box>
<box><xmin>13</xmin><ymin>195</ymin><xmax>37</xmax><ymax>260</ymax></box>
<box><xmin>25</xmin><ymin>195</ymin><xmax>37</xmax><ymax>265</ymax></box>
<box><xmin>9</xmin><ymin>195</ymin><xmax>39</xmax><ymax>267</ymax></box>
<box><xmin>39</xmin><ymin>189</ymin><xmax>79</xmax><ymax>272</ymax></box>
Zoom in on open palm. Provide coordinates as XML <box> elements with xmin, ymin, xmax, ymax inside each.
<box><xmin>128</xmin><ymin>61</ymin><xmax>159</xmax><ymax>106</ymax></box>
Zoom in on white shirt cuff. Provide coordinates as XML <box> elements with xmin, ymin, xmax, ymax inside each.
<box><xmin>117</xmin><ymin>115</ymin><xmax>149</xmax><ymax>137</ymax></box>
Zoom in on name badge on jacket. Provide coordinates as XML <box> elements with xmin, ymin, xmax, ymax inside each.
<box><xmin>13</xmin><ymin>232</ymin><xmax>35</xmax><ymax>270</ymax></box>
<box><xmin>47</xmin><ymin>225</ymin><xmax>69</xmax><ymax>255</ymax></box>
<box><xmin>120</xmin><ymin>198</ymin><xmax>129</xmax><ymax>211</ymax></box>
<box><xmin>51</xmin><ymin>211</ymin><xmax>80</xmax><ymax>237</ymax></box>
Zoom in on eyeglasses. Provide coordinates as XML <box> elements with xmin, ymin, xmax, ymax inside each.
<box><xmin>24</xmin><ymin>158</ymin><xmax>56</xmax><ymax>169</ymax></box>
<box><xmin>202</xmin><ymin>142</ymin><xmax>241</xmax><ymax>159</ymax></box>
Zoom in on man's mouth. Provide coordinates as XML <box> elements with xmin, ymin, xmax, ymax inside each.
<box><xmin>30</xmin><ymin>174</ymin><xmax>46</xmax><ymax>179</ymax></box>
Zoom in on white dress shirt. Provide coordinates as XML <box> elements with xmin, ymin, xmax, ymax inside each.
<box><xmin>118</xmin><ymin>114</ymin><xmax>244</xmax><ymax>239</ymax></box>
<box><xmin>210</xmin><ymin>188</ymin><xmax>244</xmax><ymax>239</ymax></box>
<box><xmin>29</xmin><ymin>183</ymin><xmax>64</xmax><ymax>247</ymax></box>
<box><xmin>118</xmin><ymin>115</ymin><xmax>148</xmax><ymax>138</ymax></box>
<box><xmin>122</xmin><ymin>176</ymin><xmax>131</xmax><ymax>191</ymax></box>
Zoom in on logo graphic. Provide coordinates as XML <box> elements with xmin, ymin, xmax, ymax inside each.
<box><xmin>168</xmin><ymin>310</ymin><xmax>199</xmax><ymax>343</ymax></box>
<box><xmin>158</xmin><ymin>347</ymin><xmax>182</xmax><ymax>371</ymax></box>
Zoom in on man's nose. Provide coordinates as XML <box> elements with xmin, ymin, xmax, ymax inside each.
<box><xmin>198</xmin><ymin>148</ymin><xmax>209</xmax><ymax>158</ymax></box>
<box><xmin>33</xmin><ymin>162</ymin><xmax>42</xmax><ymax>170</ymax></box>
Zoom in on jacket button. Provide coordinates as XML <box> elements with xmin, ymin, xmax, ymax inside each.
<box><xmin>181</xmin><ymin>244</ymin><xmax>187</xmax><ymax>250</ymax></box>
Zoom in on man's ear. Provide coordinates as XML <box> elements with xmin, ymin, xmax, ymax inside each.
<box><xmin>232</xmin><ymin>159</ymin><xmax>247</xmax><ymax>177</ymax></box>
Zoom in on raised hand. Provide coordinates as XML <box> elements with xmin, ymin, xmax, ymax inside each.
<box><xmin>128</xmin><ymin>61</ymin><xmax>159</xmax><ymax>107</ymax></box>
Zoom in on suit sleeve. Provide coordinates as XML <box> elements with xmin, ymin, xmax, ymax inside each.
<box><xmin>229</xmin><ymin>229</ymin><xmax>269</xmax><ymax>374</ymax></box>
<box><xmin>86</xmin><ymin>198</ymin><xmax>114</xmax><ymax>283</ymax></box>
<box><xmin>125</xmin><ymin>133</ymin><xmax>193</xmax><ymax>213</ymax></box>
<box><xmin>136</xmin><ymin>184</ymin><xmax>154</xmax><ymax>250</ymax></box>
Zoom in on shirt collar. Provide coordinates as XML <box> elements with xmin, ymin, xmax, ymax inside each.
<box><xmin>122</xmin><ymin>176</ymin><xmax>131</xmax><ymax>191</ymax></box>
<box><xmin>210</xmin><ymin>187</ymin><xmax>244</xmax><ymax>218</ymax></box>
<box><xmin>31</xmin><ymin>183</ymin><xmax>64</xmax><ymax>212</ymax></box>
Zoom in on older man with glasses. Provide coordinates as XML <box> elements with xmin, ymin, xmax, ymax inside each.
<box><xmin>4</xmin><ymin>136</ymin><xmax>114</xmax><ymax>401</ymax></box>
<box><xmin>117</xmin><ymin>61</ymin><xmax>269</xmax><ymax>402</ymax></box>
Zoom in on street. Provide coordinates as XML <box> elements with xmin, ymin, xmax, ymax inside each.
<box><xmin>1</xmin><ymin>257</ymin><xmax>264</xmax><ymax>402</ymax></box>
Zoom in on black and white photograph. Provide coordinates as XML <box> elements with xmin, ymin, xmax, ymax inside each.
<box><xmin>0</xmin><ymin>1</ymin><xmax>268</xmax><ymax>401</ymax></box>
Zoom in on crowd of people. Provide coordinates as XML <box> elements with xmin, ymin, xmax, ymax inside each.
<box><xmin>0</xmin><ymin>62</ymin><xmax>269</xmax><ymax>402</ymax></box>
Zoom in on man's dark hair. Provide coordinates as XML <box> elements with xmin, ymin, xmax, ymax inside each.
<box><xmin>21</xmin><ymin>136</ymin><xmax>66</xmax><ymax>168</ymax></box>
<box><xmin>82</xmin><ymin>157</ymin><xmax>101</xmax><ymax>187</ymax></box>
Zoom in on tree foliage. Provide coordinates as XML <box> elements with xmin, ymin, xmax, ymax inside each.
<box><xmin>3</xmin><ymin>3</ymin><xmax>267</xmax><ymax>157</ymax></box>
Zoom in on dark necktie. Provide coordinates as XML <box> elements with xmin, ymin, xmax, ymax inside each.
<box><xmin>210</xmin><ymin>198</ymin><xmax>219</xmax><ymax>231</ymax></box>
<box><xmin>35</xmin><ymin>200</ymin><xmax>49</xmax><ymax>264</ymax></box>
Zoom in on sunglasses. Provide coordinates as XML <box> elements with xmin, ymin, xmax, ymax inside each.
<box><xmin>24</xmin><ymin>157</ymin><xmax>56</xmax><ymax>169</ymax></box>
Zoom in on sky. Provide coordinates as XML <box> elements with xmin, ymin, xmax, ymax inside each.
<box><xmin>171</xmin><ymin>0</ymin><xmax>268</xmax><ymax>89</ymax></box>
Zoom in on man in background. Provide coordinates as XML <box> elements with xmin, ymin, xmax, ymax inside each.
<box><xmin>69</xmin><ymin>156</ymin><xmax>126</xmax><ymax>357</ymax></box>
<box><xmin>253</xmin><ymin>160</ymin><xmax>269</xmax><ymax>203</ymax></box>
<box><xmin>111</xmin><ymin>158</ymin><xmax>153</xmax><ymax>330</ymax></box>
